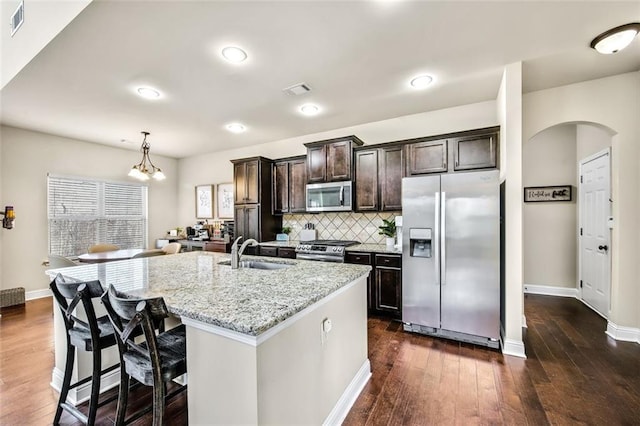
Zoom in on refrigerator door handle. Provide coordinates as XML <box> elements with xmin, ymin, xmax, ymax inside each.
<box><xmin>435</xmin><ymin>191</ymin><xmax>440</xmax><ymax>285</ymax></box>
<box><xmin>441</xmin><ymin>191</ymin><xmax>446</xmax><ymax>285</ymax></box>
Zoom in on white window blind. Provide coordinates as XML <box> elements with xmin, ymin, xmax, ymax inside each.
<box><xmin>48</xmin><ymin>175</ymin><xmax>148</xmax><ymax>256</ymax></box>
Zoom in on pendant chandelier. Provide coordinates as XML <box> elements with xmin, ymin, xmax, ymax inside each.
<box><xmin>128</xmin><ymin>131</ymin><xmax>166</xmax><ymax>181</ymax></box>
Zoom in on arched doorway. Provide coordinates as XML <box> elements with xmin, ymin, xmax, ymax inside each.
<box><xmin>523</xmin><ymin>122</ymin><xmax>613</xmax><ymax>318</ymax></box>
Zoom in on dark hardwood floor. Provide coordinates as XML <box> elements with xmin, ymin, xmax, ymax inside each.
<box><xmin>345</xmin><ymin>294</ymin><xmax>640</xmax><ymax>425</ymax></box>
<box><xmin>2</xmin><ymin>294</ymin><xmax>639</xmax><ymax>425</ymax></box>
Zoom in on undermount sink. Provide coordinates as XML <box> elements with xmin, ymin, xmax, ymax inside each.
<box><xmin>218</xmin><ymin>260</ymin><xmax>293</xmax><ymax>270</ymax></box>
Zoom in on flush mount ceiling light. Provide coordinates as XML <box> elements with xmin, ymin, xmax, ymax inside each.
<box><xmin>299</xmin><ymin>104</ymin><xmax>320</xmax><ymax>116</ymax></box>
<box><xmin>590</xmin><ymin>23</ymin><xmax>640</xmax><ymax>54</ymax></box>
<box><xmin>410</xmin><ymin>74</ymin><xmax>434</xmax><ymax>89</ymax></box>
<box><xmin>128</xmin><ymin>131</ymin><xmax>166</xmax><ymax>181</ymax></box>
<box><xmin>136</xmin><ymin>87</ymin><xmax>161</xmax><ymax>99</ymax></box>
<box><xmin>221</xmin><ymin>46</ymin><xmax>248</xmax><ymax>63</ymax></box>
<box><xmin>226</xmin><ymin>122</ymin><xmax>246</xmax><ymax>133</ymax></box>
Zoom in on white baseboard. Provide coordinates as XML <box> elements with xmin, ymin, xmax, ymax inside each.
<box><xmin>323</xmin><ymin>359</ymin><xmax>371</xmax><ymax>426</ymax></box>
<box><xmin>51</xmin><ymin>365</ymin><xmax>121</xmax><ymax>406</ymax></box>
<box><xmin>606</xmin><ymin>321</ymin><xmax>640</xmax><ymax>344</ymax></box>
<box><xmin>26</xmin><ymin>289</ymin><xmax>52</xmax><ymax>301</ymax></box>
<box><xmin>523</xmin><ymin>284</ymin><xmax>578</xmax><ymax>298</ymax></box>
<box><xmin>501</xmin><ymin>338</ymin><xmax>526</xmax><ymax>359</ymax></box>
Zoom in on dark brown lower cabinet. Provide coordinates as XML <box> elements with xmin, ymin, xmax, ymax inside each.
<box><xmin>278</xmin><ymin>247</ymin><xmax>297</xmax><ymax>259</ymax></box>
<box><xmin>259</xmin><ymin>246</ymin><xmax>278</xmax><ymax>257</ymax></box>
<box><xmin>258</xmin><ymin>245</ymin><xmax>297</xmax><ymax>258</ymax></box>
<box><xmin>345</xmin><ymin>252</ymin><xmax>402</xmax><ymax>318</ymax></box>
<box><xmin>375</xmin><ymin>264</ymin><xmax>402</xmax><ymax>317</ymax></box>
<box><xmin>345</xmin><ymin>252</ymin><xmax>374</xmax><ymax>312</ymax></box>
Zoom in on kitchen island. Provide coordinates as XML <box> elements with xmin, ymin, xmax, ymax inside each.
<box><xmin>47</xmin><ymin>251</ymin><xmax>371</xmax><ymax>425</ymax></box>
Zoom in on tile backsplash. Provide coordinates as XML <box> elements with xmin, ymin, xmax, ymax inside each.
<box><xmin>283</xmin><ymin>212</ymin><xmax>400</xmax><ymax>244</ymax></box>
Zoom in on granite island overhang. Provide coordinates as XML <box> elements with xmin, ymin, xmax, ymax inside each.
<box><xmin>47</xmin><ymin>251</ymin><xmax>372</xmax><ymax>425</ymax></box>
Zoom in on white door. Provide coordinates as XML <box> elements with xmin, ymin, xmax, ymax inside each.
<box><xmin>579</xmin><ymin>149</ymin><xmax>611</xmax><ymax>318</ymax></box>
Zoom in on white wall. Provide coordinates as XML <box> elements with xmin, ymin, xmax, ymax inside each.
<box><xmin>177</xmin><ymin>100</ymin><xmax>497</xmax><ymax>226</ymax></box>
<box><xmin>523</xmin><ymin>71</ymin><xmax>640</xmax><ymax>330</ymax></box>
<box><xmin>523</xmin><ymin>125</ymin><xmax>577</xmax><ymax>288</ymax></box>
<box><xmin>0</xmin><ymin>0</ymin><xmax>92</xmax><ymax>89</ymax></box>
<box><xmin>576</xmin><ymin>123</ymin><xmax>611</xmax><ymax>161</ymax></box>
<box><xmin>0</xmin><ymin>126</ymin><xmax>179</xmax><ymax>294</ymax></box>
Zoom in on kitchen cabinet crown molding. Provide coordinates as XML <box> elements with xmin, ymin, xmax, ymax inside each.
<box><xmin>303</xmin><ymin>135</ymin><xmax>364</xmax><ymax>148</ymax></box>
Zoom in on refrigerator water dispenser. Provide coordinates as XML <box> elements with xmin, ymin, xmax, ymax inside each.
<box><xmin>409</xmin><ymin>228</ymin><xmax>432</xmax><ymax>258</ymax></box>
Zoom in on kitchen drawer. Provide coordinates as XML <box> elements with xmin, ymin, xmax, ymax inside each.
<box><xmin>259</xmin><ymin>246</ymin><xmax>278</xmax><ymax>257</ymax></box>
<box><xmin>375</xmin><ymin>254</ymin><xmax>401</xmax><ymax>268</ymax></box>
<box><xmin>278</xmin><ymin>247</ymin><xmax>297</xmax><ymax>259</ymax></box>
<box><xmin>345</xmin><ymin>252</ymin><xmax>372</xmax><ymax>265</ymax></box>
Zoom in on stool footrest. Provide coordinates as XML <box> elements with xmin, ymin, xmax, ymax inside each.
<box><xmin>68</xmin><ymin>362</ymin><xmax>120</xmax><ymax>391</ymax></box>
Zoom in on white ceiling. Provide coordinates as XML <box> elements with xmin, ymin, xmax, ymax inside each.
<box><xmin>1</xmin><ymin>1</ymin><xmax>639</xmax><ymax>158</ymax></box>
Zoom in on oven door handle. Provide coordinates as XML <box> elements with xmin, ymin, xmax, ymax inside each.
<box><xmin>296</xmin><ymin>253</ymin><xmax>343</xmax><ymax>263</ymax></box>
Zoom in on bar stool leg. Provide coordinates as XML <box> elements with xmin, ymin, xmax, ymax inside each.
<box><xmin>86</xmin><ymin>349</ymin><xmax>102</xmax><ymax>425</ymax></box>
<box><xmin>115</xmin><ymin>370</ymin><xmax>130</xmax><ymax>426</ymax></box>
<box><xmin>54</xmin><ymin>340</ymin><xmax>75</xmax><ymax>425</ymax></box>
<box><xmin>151</xmin><ymin>382</ymin><xmax>166</xmax><ymax>426</ymax></box>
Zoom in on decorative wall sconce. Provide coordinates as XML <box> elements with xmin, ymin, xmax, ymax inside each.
<box><xmin>128</xmin><ymin>131</ymin><xmax>166</xmax><ymax>181</ymax></box>
<box><xmin>1</xmin><ymin>206</ymin><xmax>15</xmax><ymax>229</ymax></box>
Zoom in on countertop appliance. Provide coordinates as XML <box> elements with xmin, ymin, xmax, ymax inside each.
<box><xmin>295</xmin><ymin>240</ymin><xmax>360</xmax><ymax>263</ymax></box>
<box><xmin>306</xmin><ymin>181</ymin><xmax>352</xmax><ymax>212</ymax></box>
<box><xmin>402</xmin><ymin>170</ymin><xmax>500</xmax><ymax>348</ymax></box>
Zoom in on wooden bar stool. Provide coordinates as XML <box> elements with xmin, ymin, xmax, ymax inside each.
<box><xmin>101</xmin><ymin>285</ymin><xmax>187</xmax><ymax>426</ymax></box>
<box><xmin>49</xmin><ymin>274</ymin><xmax>120</xmax><ymax>425</ymax></box>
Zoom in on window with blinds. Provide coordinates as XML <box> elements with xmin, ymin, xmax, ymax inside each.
<box><xmin>48</xmin><ymin>175</ymin><xmax>148</xmax><ymax>256</ymax></box>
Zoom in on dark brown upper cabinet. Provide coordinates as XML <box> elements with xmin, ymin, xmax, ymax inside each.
<box><xmin>232</xmin><ymin>157</ymin><xmax>281</xmax><ymax>242</ymax></box>
<box><xmin>354</xmin><ymin>145</ymin><xmax>405</xmax><ymax>212</ymax></box>
<box><xmin>289</xmin><ymin>158</ymin><xmax>307</xmax><ymax>212</ymax></box>
<box><xmin>452</xmin><ymin>133</ymin><xmax>497</xmax><ymax>171</ymax></box>
<box><xmin>405</xmin><ymin>139</ymin><xmax>448</xmax><ymax>176</ymax></box>
<box><xmin>354</xmin><ymin>149</ymin><xmax>378</xmax><ymax>211</ymax></box>
<box><xmin>272</xmin><ymin>161</ymin><xmax>289</xmax><ymax>214</ymax></box>
<box><xmin>234</xmin><ymin>159</ymin><xmax>261</xmax><ymax>204</ymax></box>
<box><xmin>379</xmin><ymin>146</ymin><xmax>404</xmax><ymax>211</ymax></box>
<box><xmin>272</xmin><ymin>155</ymin><xmax>307</xmax><ymax>214</ymax></box>
<box><xmin>305</xmin><ymin>136</ymin><xmax>364</xmax><ymax>183</ymax></box>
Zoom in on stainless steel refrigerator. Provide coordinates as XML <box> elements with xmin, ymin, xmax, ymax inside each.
<box><xmin>402</xmin><ymin>170</ymin><xmax>500</xmax><ymax>348</ymax></box>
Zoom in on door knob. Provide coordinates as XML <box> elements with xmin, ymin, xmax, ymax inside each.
<box><xmin>598</xmin><ymin>245</ymin><xmax>609</xmax><ymax>251</ymax></box>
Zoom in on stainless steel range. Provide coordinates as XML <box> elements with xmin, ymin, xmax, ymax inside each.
<box><xmin>295</xmin><ymin>240</ymin><xmax>360</xmax><ymax>263</ymax></box>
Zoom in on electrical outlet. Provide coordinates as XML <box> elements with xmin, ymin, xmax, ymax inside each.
<box><xmin>322</xmin><ymin>318</ymin><xmax>332</xmax><ymax>333</ymax></box>
<box><xmin>321</xmin><ymin>318</ymin><xmax>332</xmax><ymax>346</ymax></box>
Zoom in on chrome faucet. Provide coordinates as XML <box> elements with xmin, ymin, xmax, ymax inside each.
<box><xmin>230</xmin><ymin>236</ymin><xmax>259</xmax><ymax>269</ymax></box>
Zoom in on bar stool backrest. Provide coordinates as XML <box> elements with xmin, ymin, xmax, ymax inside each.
<box><xmin>101</xmin><ymin>285</ymin><xmax>168</xmax><ymax>385</ymax></box>
<box><xmin>50</xmin><ymin>274</ymin><xmax>105</xmax><ymax>347</ymax></box>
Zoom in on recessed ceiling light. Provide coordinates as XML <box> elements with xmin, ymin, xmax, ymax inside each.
<box><xmin>410</xmin><ymin>74</ymin><xmax>434</xmax><ymax>89</ymax></box>
<box><xmin>299</xmin><ymin>104</ymin><xmax>320</xmax><ymax>116</ymax></box>
<box><xmin>136</xmin><ymin>87</ymin><xmax>161</xmax><ymax>99</ymax></box>
<box><xmin>221</xmin><ymin>46</ymin><xmax>248</xmax><ymax>63</ymax></box>
<box><xmin>590</xmin><ymin>22</ymin><xmax>640</xmax><ymax>54</ymax></box>
<box><xmin>226</xmin><ymin>123</ymin><xmax>246</xmax><ymax>133</ymax></box>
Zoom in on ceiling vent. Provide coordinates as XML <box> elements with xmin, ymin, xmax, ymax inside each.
<box><xmin>10</xmin><ymin>1</ymin><xmax>24</xmax><ymax>37</ymax></box>
<box><xmin>282</xmin><ymin>83</ymin><xmax>311</xmax><ymax>96</ymax></box>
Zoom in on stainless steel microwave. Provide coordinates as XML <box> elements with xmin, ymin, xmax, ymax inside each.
<box><xmin>306</xmin><ymin>181</ymin><xmax>352</xmax><ymax>212</ymax></box>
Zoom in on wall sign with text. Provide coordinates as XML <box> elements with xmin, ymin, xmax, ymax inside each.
<box><xmin>524</xmin><ymin>185</ymin><xmax>572</xmax><ymax>202</ymax></box>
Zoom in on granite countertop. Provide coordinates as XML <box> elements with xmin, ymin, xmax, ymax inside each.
<box><xmin>259</xmin><ymin>240</ymin><xmax>299</xmax><ymax>248</ymax></box>
<box><xmin>260</xmin><ymin>240</ymin><xmax>402</xmax><ymax>255</ymax></box>
<box><xmin>46</xmin><ymin>252</ymin><xmax>370</xmax><ymax>336</ymax></box>
<box><xmin>346</xmin><ymin>243</ymin><xmax>402</xmax><ymax>255</ymax></box>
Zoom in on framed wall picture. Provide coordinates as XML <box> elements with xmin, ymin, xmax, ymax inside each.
<box><xmin>217</xmin><ymin>183</ymin><xmax>234</xmax><ymax>219</ymax></box>
<box><xmin>195</xmin><ymin>185</ymin><xmax>214</xmax><ymax>218</ymax></box>
<box><xmin>524</xmin><ymin>185</ymin><xmax>572</xmax><ymax>202</ymax></box>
